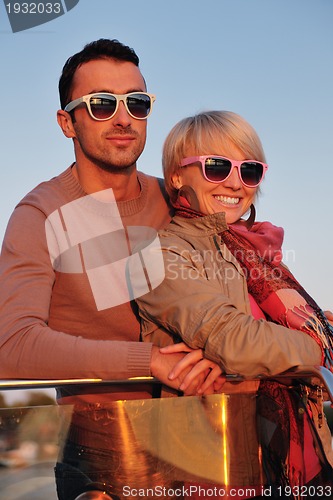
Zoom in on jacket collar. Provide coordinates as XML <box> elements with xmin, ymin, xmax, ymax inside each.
<box><xmin>167</xmin><ymin>212</ymin><xmax>228</xmax><ymax>236</ymax></box>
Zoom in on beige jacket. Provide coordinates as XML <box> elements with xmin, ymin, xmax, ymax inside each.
<box><xmin>137</xmin><ymin>212</ymin><xmax>333</xmax><ymax>473</ymax></box>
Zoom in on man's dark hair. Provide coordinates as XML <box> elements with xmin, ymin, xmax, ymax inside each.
<box><xmin>59</xmin><ymin>38</ymin><xmax>140</xmax><ymax>110</ymax></box>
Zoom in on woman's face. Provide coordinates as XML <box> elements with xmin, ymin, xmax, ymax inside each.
<box><xmin>172</xmin><ymin>143</ymin><xmax>258</xmax><ymax>224</ymax></box>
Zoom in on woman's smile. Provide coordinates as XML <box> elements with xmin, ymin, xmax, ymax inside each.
<box><xmin>213</xmin><ymin>195</ymin><xmax>240</xmax><ymax>205</ymax></box>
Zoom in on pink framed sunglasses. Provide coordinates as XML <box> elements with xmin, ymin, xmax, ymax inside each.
<box><xmin>180</xmin><ymin>155</ymin><xmax>268</xmax><ymax>188</ymax></box>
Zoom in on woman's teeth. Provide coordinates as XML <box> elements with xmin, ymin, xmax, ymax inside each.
<box><xmin>214</xmin><ymin>195</ymin><xmax>240</xmax><ymax>205</ymax></box>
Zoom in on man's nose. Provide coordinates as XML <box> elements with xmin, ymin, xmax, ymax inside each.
<box><xmin>112</xmin><ymin>100</ymin><xmax>132</xmax><ymax>127</ymax></box>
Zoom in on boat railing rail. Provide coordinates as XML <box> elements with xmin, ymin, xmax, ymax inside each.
<box><xmin>0</xmin><ymin>364</ymin><xmax>333</xmax><ymax>398</ymax></box>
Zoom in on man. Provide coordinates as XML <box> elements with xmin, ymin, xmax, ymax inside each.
<box><xmin>0</xmin><ymin>38</ymin><xmax>189</xmax><ymax>386</ymax></box>
<box><xmin>0</xmin><ymin>39</ymin><xmax>208</xmax><ymax>499</ymax></box>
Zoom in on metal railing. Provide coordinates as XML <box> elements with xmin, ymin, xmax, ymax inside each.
<box><xmin>0</xmin><ymin>364</ymin><xmax>332</xmax><ymax>397</ymax></box>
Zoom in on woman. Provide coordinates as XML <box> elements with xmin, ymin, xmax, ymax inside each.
<box><xmin>136</xmin><ymin>111</ymin><xmax>333</xmax><ymax>494</ymax></box>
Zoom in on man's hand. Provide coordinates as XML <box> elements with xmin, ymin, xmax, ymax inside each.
<box><xmin>158</xmin><ymin>342</ymin><xmax>225</xmax><ymax>395</ymax></box>
<box><xmin>151</xmin><ymin>345</ymin><xmax>203</xmax><ymax>393</ymax></box>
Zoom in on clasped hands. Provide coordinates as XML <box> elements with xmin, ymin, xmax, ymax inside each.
<box><xmin>150</xmin><ymin>342</ymin><xmax>225</xmax><ymax>396</ymax></box>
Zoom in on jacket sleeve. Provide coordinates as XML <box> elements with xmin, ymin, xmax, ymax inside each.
<box><xmin>137</xmin><ymin>237</ymin><xmax>321</xmax><ymax>379</ymax></box>
<box><xmin>0</xmin><ymin>205</ymin><xmax>152</xmax><ymax>380</ymax></box>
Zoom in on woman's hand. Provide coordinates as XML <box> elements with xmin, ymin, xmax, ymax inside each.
<box><xmin>324</xmin><ymin>310</ymin><xmax>333</xmax><ymax>326</ymax></box>
<box><xmin>160</xmin><ymin>342</ymin><xmax>225</xmax><ymax>395</ymax></box>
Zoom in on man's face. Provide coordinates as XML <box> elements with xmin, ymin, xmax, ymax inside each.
<box><xmin>68</xmin><ymin>58</ymin><xmax>148</xmax><ymax>172</ymax></box>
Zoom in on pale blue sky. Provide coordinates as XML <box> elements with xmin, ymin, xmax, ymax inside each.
<box><xmin>0</xmin><ymin>0</ymin><xmax>332</xmax><ymax>314</ymax></box>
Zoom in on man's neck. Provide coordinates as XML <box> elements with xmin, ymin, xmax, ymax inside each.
<box><xmin>72</xmin><ymin>162</ymin><xmax>141</xmax><ymax>201</ymax></box>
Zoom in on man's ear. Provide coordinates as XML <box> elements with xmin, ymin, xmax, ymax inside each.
<box><xmin>171</xmin><ymin>171</ymin><xmax>183</xmax><ymax>190</ymax></box>
<box><xmin>57</xmin><ymin>110</ymin><xmax>76</xmax><ymax>139</ymax></box>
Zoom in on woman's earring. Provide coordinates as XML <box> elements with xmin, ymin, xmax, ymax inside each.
<box><xmin>244</xmin><ymin>204</ymin><xmax>256</xmax><ymax>229</ymax></box>
<box><xmin>178</xmin><ymin>185</ymin><xmax>201</xmax><ymax>212</ymax></box>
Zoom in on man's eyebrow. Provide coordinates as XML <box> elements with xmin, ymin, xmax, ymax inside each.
<box><xmin>88</xmin><ymin>89</ymin><xmax>146</xmax><ymax>94</ymax></box>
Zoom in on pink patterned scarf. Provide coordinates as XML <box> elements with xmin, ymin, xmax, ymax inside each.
<box><xmin>224</xmin><ymin>220</ymin><xmax>333</xmax><ymax>370</ymax></box>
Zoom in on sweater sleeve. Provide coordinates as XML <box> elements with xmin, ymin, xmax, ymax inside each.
<box><xmin>0</xmin><ymin>205</ymin><xmax>152</xmax><ymax>380</ymax></box>
<box><xmin>137</xmin><ymin>238</ymin><xmax>322</xmax><ymax>379</ymax></box>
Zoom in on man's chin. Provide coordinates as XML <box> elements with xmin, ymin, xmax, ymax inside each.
<box><xmin>97</xmin><ymin>161</ymin><xmax>137</xmax><ymax>174</ymax></box>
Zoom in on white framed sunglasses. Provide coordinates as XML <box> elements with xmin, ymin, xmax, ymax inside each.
<box><xmin>64</xmin><ymin>92</ymin><xmax>156</xmax><ymax>121</ymax></box>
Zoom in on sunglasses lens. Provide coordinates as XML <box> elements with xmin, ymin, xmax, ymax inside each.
<box><xmin>90</xmin><ymin>95</ymin><xmax>117</xmax><ymax>119</ymax></box>
<box><xmin>240</xmin><ymin>162</ymin><xmax>264</xmax><ymax>186</ymax></box>
<box><xmin>127</xmin><ymin>94</ymin><xmax>152</xmax><ymax>118</ymax></box>
<box><xmin>204</xmin><ymin>158</ymin><xmax>232</xmax><ymax>182</ymax></box>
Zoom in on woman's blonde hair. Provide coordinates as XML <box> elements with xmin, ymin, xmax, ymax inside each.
<box><xmin>162</xmin><ymin>110</ymin><xmax>266</xmax><ymax>203</ymax></box>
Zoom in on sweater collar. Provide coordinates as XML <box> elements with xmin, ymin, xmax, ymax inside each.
<box><xmin>59</xmin><ymin>165</ymin><xmax>150</xmax><ymax>217</ymax></box>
